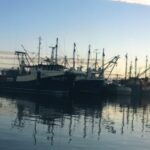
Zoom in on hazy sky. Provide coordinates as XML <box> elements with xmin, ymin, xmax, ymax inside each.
<box><xmin>0</xmin><ymin>0</ymin><xmax>150</xmax><ymax>70</ymax></box>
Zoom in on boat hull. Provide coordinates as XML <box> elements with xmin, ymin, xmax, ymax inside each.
<box><xmin>0</xmin><ymin>74</ymin><xmax>75</xmax><ymax>96</ymax></box>
<box><xmin>72</xmin><ymin>79</ymin><xmax>107</xmax><ymax>96</ymax></box>
<box><xmin>107</xmin><ymin>84</ymin><xmax>131</xmax><ymax>96</ymax></box>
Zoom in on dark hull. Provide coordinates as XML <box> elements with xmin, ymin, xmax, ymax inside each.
<box><xmin>107</xmin><ymin>84</ymin><xmax>131</xmax><ymax>96</ymax></box>
<box><xmin>0</xmin><ymin>75</ymin><xmax>75</xmax><ymax>97</ymax></box>
<box><xmin>72</xmin><ymin>79</ymin><xmax>107</xmax><ymax>97</ymax></box>
<box><xmin>120</xmin><ymin>78</ymin><xmax>142</xmax><ymax>96</ymax></box>
<box><xmin>120</xmin><ymin>78</ymin><xmax>150</xmax><ymax>96</ymax></box>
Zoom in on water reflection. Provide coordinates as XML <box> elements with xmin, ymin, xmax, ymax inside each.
<box><xmin>0</xmin><ymin>94</ymin><xmax>150</xmax><ymax>149</ymax></box>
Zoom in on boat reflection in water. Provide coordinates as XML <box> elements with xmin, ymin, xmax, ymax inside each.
<box><xmin>0</xmin><ymin>94</ymin><xmax>150</xmax><ymax>150</ymax></box>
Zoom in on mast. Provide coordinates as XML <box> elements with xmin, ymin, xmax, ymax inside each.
<box><xmin>64</xmin><ymin>56</ymin><xmax>68</xmax><ymax>68</ymax></box>
<box><xmin>73</xmin><ymin>43</ymin><xmax>76</xmax><ymax>70</ymax></box>
<box><xmin>94</xmin><ymin>49</ymin><xmax>99</xmax><ymax>71</ymax></box>
<box><xmin>49</xmin><ymin>46</ymin><xmax>55</xmax><ymax>64</ymax></box>
<box><xmin>87</xmin><ymin>45</ymin><xmax>91</xmax><ymax>73</ymax></box>
<box><xmin>38</xmin><ymin>36</ymin><xmax>42</xmax><ymax>65</ymax></box>
<box><xmin>55</xmin><ymin>38</ymin><xmax>58</xmax><ymax>64</ymax></box>
<box><xmin>145</xmin><ymin>55</ymin><xmax>148</xmax><ymax>78</ymax></box>
<box><xmin>125</xmin><ymin>53</ymin><xmax>128</xmax><ymax>80</ymax></box>
<box><xmin>95</xmin><ymin>52</ymin><xmax>97</xmax><ymax>70</ymax></box>
<box><xmin>102</xmin><ymin>48</ymin><xmax>105</xmax><ymax>77</ymax></box>
<box><xmin>149</xmin><ymin>64</ymin><xmax>150</xmax><ymax>78</ymax></box>
<box><xmin>135</xmin><ymin>57</ymin><xmax>138</xmax><ymax>77</ymax></box>
<box><xmin>129</xmin><ymin>61</ymin><xmax>132</xmax><ymax>78</ymax></box>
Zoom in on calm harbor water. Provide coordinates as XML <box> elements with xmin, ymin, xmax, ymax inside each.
<box><xmin>0</xmin><ymin>94</ymin><xmax>150</xmax><ymax>150</ymax></box>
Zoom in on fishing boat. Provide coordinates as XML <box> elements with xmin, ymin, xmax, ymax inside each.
<box><xmin>107</xmin><ymin>80</ymin><xmax>132</xmax><ymax>96</ymax></box>
<box><xmin>121</xmin><ymin>54</ymin><xmax>150</xmax><ymax>96</ymax></box>
<box><xmin>0</xmin><ymin>60</ymin><xmax>76</xmax><ymax>96</ymax></box>
<box><xmin>0</xmin><ymin>39</ymin><xmax>86</xmax><ymax>96</ymax></box>
<box><xmin>73</xmin><ymin>47</ymin><xmax>120</xmax><ymax>96</ymax></box>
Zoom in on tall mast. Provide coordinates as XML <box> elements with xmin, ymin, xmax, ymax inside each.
<box><xmin>49</xmin><ymin>46</ymin><xmax>55</xmax><ymax>64</ymax></box>
<box><xmin>95</xmin><ymin>52</ymin><xmax>98</xmax><ymax>71</ymax></box>
<box><xmin>145</xmin><ymin>55</ymin><xmax>148</xmax><ymax>78</ymax></box>
<box><xmin>129</xmin><ymin>61</ymin><xmax>132</xmax><ymax>78</ymax></box>
<box><xmin>135</xmin><ymin>57</ymin><xmax>138</xmax><ymax>77</ymax></box>
<box><xmin>87</xmin><ymin>45</ymin><xmax>91</xmax><ymax>73</ymax></box>
<box><xmin>73</xmin><ymin>43</ymin><xmax>76</xmax><ymax>70</ymax></box>
<box><xmin>149</xmin><ymin>64</ymin><xmax>150</xmax><ymax>78</ymax></box>
<box><xmin>94</xmin><ymin>49</ymin><xmax>99</xmax><ymax>71</ymax></box>
<box><xmin>102</xmin><ymin>48</ymin><xmax>105</xmax><ymax>77</ymax></box>
<box><xmin>38</xmin><ymin>36</ymin><xmax>42</xmax><ymax>65</ymax></box>
<box><xmin>64</xmin><ymin>56</ymin><xmax>68</xmax><ymax>68</ymax></box>
<box><xmin>55</xmin><ymin>38</ymin><xmax>58</xmax><ymax>64</ymax></box>
<box><xmin>51</xmin><ymin>47</ymin><xmax>55</xmax><ymax>64</ymax></box>
<box><xmin>125</xmin><ymin>53</ymin><xmax>128</xmax><ymax>80</ymax></box>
